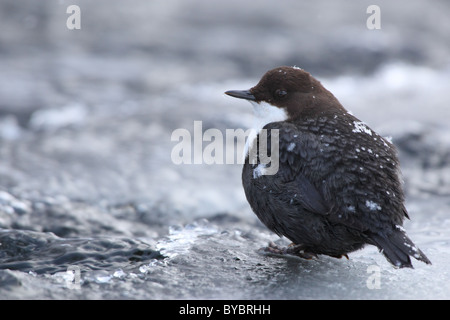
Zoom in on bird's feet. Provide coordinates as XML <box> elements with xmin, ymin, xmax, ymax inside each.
<box><xmin>262</xmin><ymin>241</ymin><xmax>318</xmax><ymax>260</ymax></box>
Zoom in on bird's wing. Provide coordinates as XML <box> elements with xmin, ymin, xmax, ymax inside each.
<box><xmin>263</xmin><ymin>116</ymin><xmax>407</xmax><ymax>235</ymax></box>
<box><xmin>258</xmin><ymin>121</ymin><xmax>331</xmax><ymax>216</ymax></box>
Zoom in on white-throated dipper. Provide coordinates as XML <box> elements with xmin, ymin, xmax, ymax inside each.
<box><xmin>225</xmin><ymin>66</ymin><xmax>431</xmax><ymax>268</ymax></box>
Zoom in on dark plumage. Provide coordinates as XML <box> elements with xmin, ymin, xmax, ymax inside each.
<box><xmin>225</xmin><ymin>66</ymin><xmax>431</xmax><ymax>268</ymax></box>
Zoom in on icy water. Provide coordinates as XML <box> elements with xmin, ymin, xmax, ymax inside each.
<box><xmin>1</xmin><ymin>0</ymin><xmax>450</xmax><ymax>300</ymax></box>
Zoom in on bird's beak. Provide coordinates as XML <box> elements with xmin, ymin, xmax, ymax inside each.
<box><xmin>224</xmin><ymin>90</ymin><xmax>256</xmax><ymax>101</ymax></box>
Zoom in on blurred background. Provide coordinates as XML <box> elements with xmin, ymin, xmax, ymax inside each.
<box><xmin>0</xmin><ymin>0</ymin><xmax>449</xmax><ymax>299</ymax></box>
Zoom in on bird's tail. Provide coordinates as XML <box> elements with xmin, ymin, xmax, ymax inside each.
<box><xmin>369</xmin><ymin>229</ymin><xmax>431</xmax><ymax>268</ymax></box>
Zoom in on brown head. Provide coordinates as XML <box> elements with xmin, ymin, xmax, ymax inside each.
<box><xmin>225</xmin><ymin>66</ymin><xmax>346</xmax><ymax>122</ymax></box>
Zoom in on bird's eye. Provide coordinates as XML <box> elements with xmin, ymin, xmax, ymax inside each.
<box><xmin>275</xmin><ymin>89</ymin><xmax>287</xmax><ymax>99</ymax></box>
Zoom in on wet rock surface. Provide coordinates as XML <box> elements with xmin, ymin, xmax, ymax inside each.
<box><xmin>0</xmin><ymin>0</ymin><xmax>450</xmax><ymax>299</ymax></box>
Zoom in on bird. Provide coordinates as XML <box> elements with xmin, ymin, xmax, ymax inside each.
<box><xmin>225</xmin><ymin>66</ymin><xmax>431</xmax><ymax>268</ymax></box>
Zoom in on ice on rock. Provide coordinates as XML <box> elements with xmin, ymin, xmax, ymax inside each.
<box><xmin>0</xmin><ymin>116</ymin><xmax>22</xmax><ymax>140</ymax></box>
<box><xmin>113</xmin><ymin>269</ymin><xmax>126</xmax><ymax>278</ymax></box>
<box><xmin>0</xmin><ymin>191</ymin><xmax>31</xmax><ymax>215</ymax></box>
<box><xmin>94</xmin><ymin>273</ymin><xmax>112</xmax><ymax>284</ymax></box>
<box><xmin>85</xmin><ymin>270</ymin><xmax>113</xmax><ymax>284</ymax></box>
<box><xmin>29</xmin><ymin>103</ymin><xmax>88</xmax><ymax>132</ymax></box>
<box><xmin>155</xmin><ymin>219</ymin><xmax>218</xmax><ymax>258</ymax></box>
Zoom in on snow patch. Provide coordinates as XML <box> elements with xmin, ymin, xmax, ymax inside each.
<box><xmin>365</xmin><ymin>200</ymin><xmax>381</xmax><ymax>211</ymax></box>
<box><xmin>352</xmin><ymin>121</ymin><xmax>372</xmax><ymax>136</ymax></box>
<box><xmin>287</xmin><ymin>142</ymin><xmax>296</xmax><ymax>151</ymax></box>
<box><xmin>253</xmin><ymin>163</ymin><xmax>267</xmax><ymax>179</ymax></box>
